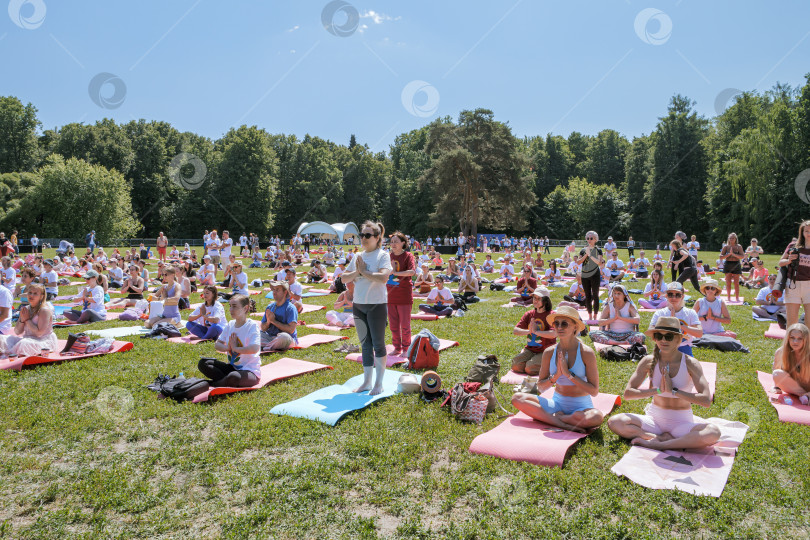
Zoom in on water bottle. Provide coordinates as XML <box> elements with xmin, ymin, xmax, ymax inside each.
<box><xmin>783</xmin><ymin>396</ymin><xmax>793</xmax><ymax>406</ymax></box>
<box><xmin>178</xmin><ymin>371</ymin><xmax>185</xmax><ymax>379</ymax></box>
<box><xmin>800</xmin><ymin>395</ymin><xmax>809</xmax><ymax>406</ymax></box>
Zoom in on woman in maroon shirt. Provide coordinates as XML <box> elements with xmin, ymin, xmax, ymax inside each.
<box><xmin>779</xmin><ymin>220</ymin><xmax>810</xmax><ymax>327</ymax></box>
<box><xmin>387</xmin><ymin>231</ymin><xmax>415</xmax><ymax>356</ymax></box>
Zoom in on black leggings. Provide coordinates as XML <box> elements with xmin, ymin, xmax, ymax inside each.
<box><xmin>581</xmin><ymin>273</ymin><xmax>601</xmax><ymax>315</ymax></box>
<box><xmin>563</xmin><ymin>295</ymin><xmax>588</xmax><ymax>308</ymax></box>
<box><xmin>198</xmin><ymin>358</ymin><xmax>259</xmax><ymax>387</ymax></box>
<box><xmin>353</xmin><ymin>303</ymin><xmax>388</xmax><ymax>367</ymax></box>
<box><xmin>677</xmin><ymin>267</ymin><xmax>701</xmax><ymax>295</ymax></box>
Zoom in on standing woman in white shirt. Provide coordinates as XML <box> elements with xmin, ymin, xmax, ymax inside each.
<box><xmin>341</xmin><ymin>221</ymin><xmax>393</xmax><ymax>395</ymax></box>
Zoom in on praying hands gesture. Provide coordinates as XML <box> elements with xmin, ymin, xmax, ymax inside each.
<box><xmin>659</xmin><ymin>363</ymin><xmax>673</xmax><ymax>394</ymax></box>
<box><xmin>553</xmin><ymin>348</ymin><xmax>571</xmax><ymax>383</ymax></box>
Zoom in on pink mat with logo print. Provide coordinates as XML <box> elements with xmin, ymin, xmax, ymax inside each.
<box><xmin>0</xmin><ymin>340</ymin><xmax>134</xmax><ymax>371</ymax></box>
<box><xmin>469</xmin><ymin>390</ymin><xmax>621</xmax><ymax>467</ymax></box>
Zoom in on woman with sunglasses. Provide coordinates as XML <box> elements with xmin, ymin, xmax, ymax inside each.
<box><xmin>341</xmin><ymin>221</ymin><xmax>393</xmax><ymax>396</ymax></box>
<box><xmin>649</xmin><ymin>282</ymin><xmax>702</xmax><ymax>356</ymax></box>
<box><xmin>607</xmin><ymin>317</ymin><xmax>720</xmax><ymax>450</ymax></box>
<box><xmin>511</xmin><ymin>305</ymin><xmax>604</xmax><ymax>433</ymax></box>
<box><xmin>771</xmin><ymin>323</ymin><xmax>810</xmax><ymax>403</ymax></box>
<box><xmin>576</xmin><ymin>231</ymin><xmax>605</xmax><ymax>322</ymax></box>
<box><xmin>719</xmin><ymin>232</ymin><xmax>745</xmax><ymax>302</ymax></box>
<box><xmin>694</xmin><ymin>278</ymin><xmax>733</xmax><ymax>336</ymax></box>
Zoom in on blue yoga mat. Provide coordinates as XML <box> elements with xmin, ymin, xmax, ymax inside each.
<box><xmin>301</xmin><ymin>291</ymin><xmax>330</xmax><ymax>298</ymax></box>
<box><xmin>270</xmin><ymin>369</ymin><xmax>403</xmax><ymax>426</ymax></box>
<box><xmin>52</xmin><ymin>305</ymin><xmax>77</xmax><ymax>316</ymax></box>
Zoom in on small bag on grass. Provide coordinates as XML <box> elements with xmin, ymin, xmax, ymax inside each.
<box><xmin>147</xmin><ymin>374</ymin><xmax>210</xmax><ymax>402</ymax></box>
<box><xmin>466</xmin><ymin>354</ymin><xmax>500</xmax><ymax>383</ymax></box>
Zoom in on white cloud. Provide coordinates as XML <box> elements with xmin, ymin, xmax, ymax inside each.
<box><xmin>357</xmin><ymin>23</ymin><xmax>369</xmax><ymax>33</ymax></box>
<box><xmin>360</xmin><ymin>10</ymin><xmax>400</xmax><ymax>24</ymax></box>
<box><xmin>286</xmin><ymin>25</ymin><xmax>300</xmax><ymax>33</ymax></box>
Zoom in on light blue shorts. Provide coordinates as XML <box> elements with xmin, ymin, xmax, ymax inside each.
<box><xmin>536</xmin><ymin>392</ymin><xmax>594</xmax><ymax>415</ymax></box>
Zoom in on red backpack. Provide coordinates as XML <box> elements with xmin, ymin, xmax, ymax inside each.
<box><xmin>406</xmin><ymin>336</ymin><xmax>440</xmax><ymax>370</ymax></box>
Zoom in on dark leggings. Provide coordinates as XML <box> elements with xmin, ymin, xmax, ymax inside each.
<box><xmin>353</xmin><ymin>303</ymin><xmax>388</xmax><ymax>367</ymax></box>
<box><xmin>671</xmin><ymin>266</ymin><xmax>679</xmax><ymax>282</ymax></box>
<box><xmin>581</xmin><ymin>273</ymin><xmax>601</xmax><ymax>315</ymax></box>
<box><xmin>198</xmin><ymin>358</ymin><xmax>258</xmax><ymax>387</ymax></box>
<box><xmin>677</xmin><ymin>267</ymin><xmax>701</xmax><ymax>294</ymax></box>
<box><xmin>563</xmin><ymin>295</ymin><xmax>588</xmax><ymax>308</ymax></box>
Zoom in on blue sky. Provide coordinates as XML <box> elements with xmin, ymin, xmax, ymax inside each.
<box><xmin>3</xmin><ymin>1</ymin><xmax>809</xmax><ymax>152</ymax></box>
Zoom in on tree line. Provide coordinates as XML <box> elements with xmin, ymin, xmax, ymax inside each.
<box><xmin>0</xmin><ymin>73</ymin><xmax>809</xmax><ymax>252</ymax></box>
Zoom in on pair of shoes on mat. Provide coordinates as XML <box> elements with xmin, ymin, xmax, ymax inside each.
<box><xmin>333</xmin><ymin>343</ymin><xmax>359</xmax><ymax>353</ymax></box>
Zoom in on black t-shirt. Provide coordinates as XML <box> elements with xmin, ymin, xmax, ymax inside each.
<box><xmin>677</xmin><ymin>248</ymin><xmax>694</xmax><ymax>270</ymax></box>
<box><xmin>579</xmin><ymin>246</ymin><xmax>603</xmax><ymax>278</ymax></box>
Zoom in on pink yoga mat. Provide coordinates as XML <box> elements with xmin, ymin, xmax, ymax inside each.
<box><xmin>757</xmin><ymin>370</ymin><xmax>810</xmax><ymax>425</ymax></box>
<box><xmin>765</xmin><ymin>323</ymin><xmax>785</xmax><ymax>340</ymax></box>
<box><xmin>500</xmin><ymin>370</ymin><xmax>528</xmax><ymax>384</ymax></box>
<box><xmin>192</xmin><ymin>357</ymin><xmax>333</xmax><ymax>403</ymax></box>
<box><xmin>610</xmin><ymin>417</ymin><xmax>749</xmax><ymax>497</ymax></box>
<box><xmin>411</xmin><ymin>313</ymin><xmax>439</xmax><ymax>321</ymax></box>
<box><xmin>0</xmin><ymin>340</ymin><xmax>134</xmax><ymax>371</ymax></box>
<box><xmin>166</xmin><ymin>335</ymin><xmax>209</xmax><ymax>345</ymax></box>
<box><xmin>576</xmin><ymin>311</ymin><xmax>599</xmax><ymax>325</ymax></box>
<box><xmin>303</xmin><ymin>323</ymin><xmax>353</xmax><ymax>332</ymax></box>
<box><xmin>344</xmin><ymin>339</ymin><xmax>459</xmax><ymax>366</ymax></box>
<box><xmin>292</xmin><ymin>333</ymin><xmax>347</xmax><ymax>349</ymax></box>
<box><xmin>468</xmin><ymin>391</ymin><xmax>621</xmax><ymax>467</ymax></box>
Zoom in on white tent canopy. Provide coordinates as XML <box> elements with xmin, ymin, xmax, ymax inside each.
<box><xmin>297</xmin><ymin>221</ymin><xmax>359</xmax><ymax>242</ymax></box>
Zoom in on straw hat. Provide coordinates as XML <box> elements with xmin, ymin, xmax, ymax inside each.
<box><xmin>547</xmin><ymin>306</ymin><xmax>586</xmax><ymax>333</ymax></box>
<box><xmin>644</xmin><ymin>316</ymin><xmax>684</xmax><ymax>339</ymax></box>
<box><xmin>700</xmin><ymin>278</ymin><xmax>719</xmax><ymax>296</ymax></box>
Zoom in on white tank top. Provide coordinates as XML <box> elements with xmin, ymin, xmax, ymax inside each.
<box><xmin>698</xmin><ymin>297</ymin><xmax>724</xmax><ymax>334</ymax></box>
<box><xmin>609</xmin><ymin>302</ymin><xmax>634</xmax><ymax>333</ymax></box>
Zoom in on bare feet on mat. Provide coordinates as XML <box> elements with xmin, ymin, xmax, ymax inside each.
<box><xmin>353</xmin><ymin>383</ymin><xmax>372</xmax><ymax>393</ymax></box>
<box><xmin>369</xmin><ymin>384</ymin><xmax>384</xmax><ymax>396</ymax></box>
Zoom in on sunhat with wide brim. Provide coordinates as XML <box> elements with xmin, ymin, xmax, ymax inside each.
<box><xmin>700</xmin><ymin>278</ymin><xmax>720</xmax><ymax>296</ymax></box>
<box><xmin>547</xmin><ymin>306</ymin><xmax>586</xmax><ymax>333</ymax></box>
<box><xmin>644</xmin><ymin>316</ymin><xmax>684</xmax><ymax>339</ymax></box>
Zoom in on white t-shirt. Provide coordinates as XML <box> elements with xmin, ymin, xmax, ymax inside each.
<box><xmin>607</xmin><ymin>259</ymin><xmax>624</xmax><ymax>275</ymax></box>
<box><xmin>232</xmin><ymin>271</ymin><xmax>249</xmax><ymax>295</ymax></box>
<box><xmin>289</xmin><ymin>281</ymin><xmax>303</xmax><ymax>299</ymax></box>
<box><xmin>500</xmin><ymin>264</ymin><xmax>515</xmax><ymax>277</ymax></box>
<box><xmin>216</xmin><ymin>319</ymin><xmax>261</xmax><ymax>376</ymax></box>
<box><xmin>427</xmin><ymin>287</ymin><xmax>454</xmax><ymax>305</ymax></box>
<box><xmin>0</xmin><ymin>286</ymin><xmax>12</xmax><ymax>332</ymax></box>
<box><xmin>76</xmin><ymin>285</ymin><xmax>106</xmax><ymax>316</ymax></box>
<box><xmin>643</xmin><ymin>281</ymin><xmax>668</xmax><ymax>300</ymax></box>
<box><xmin>190</xmin><ymin>301</ymin><xmax>227</xmax><ymax>324</ymax></box>
<box><xmin>221</xmin><ymin>238</ymin><xmax>233</xmax><ymax>258</ymax></box>
<box><xmin>346</xmin><ymin>248</ymin><xmax>392</xmax><ymax>304</ymax></box>
<box><xmin>650</xmin><ymin>306</ymin><xmax>699</xmax><ymax>346</ymax></box>
<box><xmin>332</xmin><ymin>266</ymin><xmax>344</xmax><ymax>281</ymax></box>
<box><xmin>687</xmin><ymin>241</ymin><xmax>700</xmax><ymax>257</ymax></box>
<box><xmin>2</xmin><ymin>267</ymin><xmax>16</xmax><ymax>291</ymax></box>
<box><xmin>568</xmin><ymin>281</ymin><xmax>585</xmax><ymax>299</ymax></box>
<box><xmin>756</xmin><ymin>286</ymin><xmax>782</xmax><ymax>314</ymax></box>
<box><xmin>207</xmin><ymin>237</ymin><xmax>220</xmax><ymax>256</ymax></box>
<box><xmin>199</xmin><ymin>263</ymin><xmax>214</xmax><ymax>282</ymax></box>
<box><xmin>109</xmin><ymin>267</ymin><xmax>124</xmax><ymax>283</ymax></box>
<box><xmin>239</xmin><ymin>235</ymin><xmax>248</xmax><ymax>247</ymax></box>
<box><xmin>604</xmin><ymin>241</ymin><xmax>617</xmax><ymax>252</ymax></box>
<box><xmin>544</xmin><ymin>268</ymin><xmax>561</xmax><ymax>280</ymax></box>
<box><xmin>41</xmin><ymin>270</ymin><xmax>59</xmax><ymax>294</ymax></box>
<box><xmin>636</xmin><ymin>258</ymin><xmax>650</xmax><ymax>272</ymax></box>
<box><xmin>566</xmin><ymin>262</ymin><xmax>582</xmax><ymax>274</ymax></box>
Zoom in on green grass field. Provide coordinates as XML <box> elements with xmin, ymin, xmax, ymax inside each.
<box><xmin>0</xmin><ymin>248</ymin><xmax>808</xmax><ymax>539</ymax></box>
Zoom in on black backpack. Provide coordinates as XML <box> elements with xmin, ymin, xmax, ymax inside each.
<box><xmin>452</xmin><ymin>293</ymin><xmax>468</xmax><ymax>311</ymax></box>
<box><xmin>148</xmin><ymin>374</ymin><xmax>209</xmax><ymax>402</ymax></box>
<box><xmin>142</xmin><ymin>322</ymin><xmax>182</xmax><ymax>339</ymax></box>
<box><xmin>489</xmin><ymin>282</ymin><xmax>506</xmax><ymax>291</ymax></box>
<box><xmin>601</xmin><ymin>343</ymin><xmax>647</xmax><ymax>362</ymax></box>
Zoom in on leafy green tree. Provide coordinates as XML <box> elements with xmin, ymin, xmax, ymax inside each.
<box><xmin>585</xmin><ymin>129</ymin><xmax>629</xmax><ymax>186</ymax></box>
<box><xmin>0</xmin><ymin>96</ymin><xmax>41</xmax><ymax>173</ymax></box>
<box><xmin>0</xmin><ymin>172</ymin><xmax>41</xmax><ymax>226</ymax></box>
<box><xmin>3</xmin><ymin>156</ymin><xmax>138</xmax><ymax>240</ymax></box>
<box><xmin>623</xmin><ymin>135</ymin><xmax>652</xmax><ymax>236</ymax></box>
<box><xmin>419</xmin><ymin>109</ymin><xmax>536</xmax><ymax>237</ymax></box>
<box><xmin>209</xmin><ymin>126</ymin><xmax>278</xmax><ymax>236</ymax></box>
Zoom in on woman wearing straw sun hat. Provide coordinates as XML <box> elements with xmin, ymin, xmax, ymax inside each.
<box><xmin>694</xmin><ymin>278</ymin><xmax>732</xmax><ymax>336</ymax></box>
<box><xmin>511</xmin><ymin>305</ymin><xmax>604</xmax><ymax>433</ymax></box>
<box><xmin>607</xmin><ymin>316</ymin><xmax>720</xmax><ymax>450</ymax></box>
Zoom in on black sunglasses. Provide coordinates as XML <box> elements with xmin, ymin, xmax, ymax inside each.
<box><xmin>666</xmin><ymin>292</ymin><xmax>683</xmax><ymax>298</ymax></box>
<box><xmin>653</xmin><ymin>332</ymin><xmax>677</xmax><ymax>342</ymax></box>
<box><xmin>553</xmin><ymin>320</ymin><xmax>570</xmax><ymax>329</ymax></box>
<box><xmin>359</xmin><ymin>233</ymin><xmax>379</xmax><ymax>240</ymax></box>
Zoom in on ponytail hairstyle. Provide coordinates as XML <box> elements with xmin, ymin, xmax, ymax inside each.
<box><xmin>648</xmin><ymin>343</ymin><xmax>661</xmax><ymax>388</ymax></box>
<box><xmin>360</xmin><ymin>220</ymin><xmax>385</xmax><ymax>249</ymax></box>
